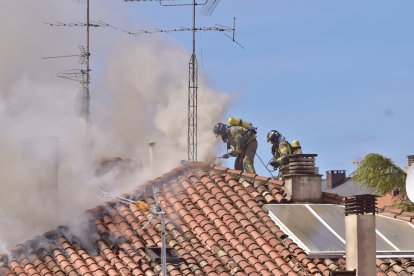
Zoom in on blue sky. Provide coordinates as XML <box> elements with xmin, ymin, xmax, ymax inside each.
<box><xmin>112</xmin><ymin>0</ymin><xmax>414</xmax><ymax>177</ymax></box>
<box><xmin>4</xmin><ymin>0</ymin><xmax>411</xmax><ymax>178</ymax></box>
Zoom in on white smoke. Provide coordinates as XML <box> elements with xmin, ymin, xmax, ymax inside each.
<box><xmin>0</xmin><ymin>1</ymin><xmax>229</xmax><ymax>250</ymax></box>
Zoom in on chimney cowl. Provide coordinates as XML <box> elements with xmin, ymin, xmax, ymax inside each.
<box><xmin>148</xmin><ymin>142</ymin><xmax>155</xmax><ymax>165</ymax></box>
<box><xmin>345</xmin><ymin>194</ymin><xmax>376</xmax><ymax>216</ymax></box>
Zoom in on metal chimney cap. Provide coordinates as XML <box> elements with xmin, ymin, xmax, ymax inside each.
<box><xmin>344</xmin><ymin>194</ymin><xmax>377</xmax><ymax>216</ymax></box>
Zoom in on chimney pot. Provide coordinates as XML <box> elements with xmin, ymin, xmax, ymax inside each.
<box><xmin>344</xmin><ymin>194</ymin><xmax>376</xmax><ymax>276</ymax></box>
<box><xmin>407</xmin><ymin>155</ymin><xmax>414</xmax><ymax>167</ymax></box>
<box><xmin>148</xmin><ymin>142</ymin><xmax>155</xmax><ymax>165</ymax></box>
<box><xmin>282</xmin><ymin>154</ymin><xmax>322</xmax><ymax>202</ymax></box>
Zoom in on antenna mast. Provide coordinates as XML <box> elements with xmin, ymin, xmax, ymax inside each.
<box><xmin>85</xmin><ymin>0</ymin><xmax>91</xmax><ymax>131</ymax></box>
<box><xmin>188</xmin><ymin>0</ymin><xmax>198</xmax><ymax>162</ymax></box>
<box><xmin>122</xmin><ymin>0</ymin><xmax>240</xmax><ymax>163</ymax></box>
<box><xmin>44</xmin><ymin>1</ymin><xmax>114</xmax><ymax>155</ymax></box>
<box><xmin>44</xmin><ymin>0</ymin><xmax>92</xmax><ymax>129</ymax></box>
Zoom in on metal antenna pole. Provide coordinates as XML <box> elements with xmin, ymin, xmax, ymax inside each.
<box><xmin>44</xmin><ymin>2</ymin><xmax>115</xmax><ymax>157</ymax></box>
<box><xmin>152</xmin><ymin>186</ymin><xmax>167</xmax><ymax>276</ymax></box>
<box><xmin>121</xmin><ymin>0</ymin><xmax>241</xmax><ymax>163</ymax></box>
<box><xmin>84</xmin><ymin>0</ymin><xmax>92</xmax><ymax>156</ymax></box>
<box><xmin>188</xmin><ymin>0</ymin><xmax>198</xmax><ymax>162</ymax></box>
<box><xmin>99</xmin><ymin>187</ymin><xmax>167</xmax><ymax>276</ymax></box>
<box><xmin>160</xmin><ymin>209</ymin><xmax>167</xmax><ymax>276</ymax></box>
<box><xmin>85</xmin><ymin>0</ymin><xmax>91</xmax><ymax>130</ymax></box>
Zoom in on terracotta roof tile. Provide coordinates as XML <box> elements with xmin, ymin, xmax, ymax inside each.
<box><xmin>402</xmin><ymin>211</ymin><xmax>414</xmax><ymax>217</ymax></box>
<box><xmin>226</xmin><ymin>168</ymin><xmax>243</xmax><ymax>176</ymax></box>
<box><xmin>3</xmin><ymin>162</ymin><xmax>414</xmax><ymax>275</ymax></box>
<box><xmin>378</xmin><ymin>212</ymin><xmax>397</xmax><ymax>219</ymax></box>
<box><xmin>396</xmin><ymin>215</ymin><xmax>413</xmax><ymax>222</ymax></box>
<box><xmin>254</xmin><ymin>175</ymin><xmax>271</xmax><ymax>182</ymax></box>
<box><xmin>1</xmin><ymin>266</ymin><xmax>17</xmax><ymax>276</ymax></box>
<box><xmin>211</xmin><ymin>164</ymin><xmax>229</xmax><ymax>172</ymax></box>
<box><xmin>241</xmin><ymin>172</ymin><xmax>257</xmax><ymax>179</ymax></box>
<box><xmin>384</xmin><ymin>206</ymin><xmax>403</xmax><ymax>214</ymax></box>
<box><xmin>267</xmin><ymin>178</ymin><xmax>284</xmax><ymax>187</ymax></box>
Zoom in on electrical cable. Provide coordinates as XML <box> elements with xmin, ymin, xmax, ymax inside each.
<box><xmin>255</xmin><ymin>153</ymin><xmax>275</xmax><ymax>178</ymax></box>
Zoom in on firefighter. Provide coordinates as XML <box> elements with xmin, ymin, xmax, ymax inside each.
<box><xmin>267</xmin><ymin>130</ymin><xmax>292</xmax><ymax>173</ymax></box>
<box><xmin>213</xmin><ymin>122</ymin><xmax>257</xmax><ymax>173</ymax></box>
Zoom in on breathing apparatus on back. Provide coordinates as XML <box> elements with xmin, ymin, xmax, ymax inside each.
<box><xmin>228</xmin><ymin>117</ymin><xmax>257</xmax><ymax>135</ymax></box>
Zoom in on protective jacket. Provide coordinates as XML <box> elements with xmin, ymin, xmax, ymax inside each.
<box><xmin>227</xmin><ymin>126</ymin><xmax>256</xmax><ymax>155</ymax></box>
<box><xmin>226</xmin><ymin>126</ymin><xmax>257</xmax><ymax>173</ymax></box>
<box><xmin>271</xmin><ymin>140</ymin><xmax>292</xmax><ymax>169</ymax></box>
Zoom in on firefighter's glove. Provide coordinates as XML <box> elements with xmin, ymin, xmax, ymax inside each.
<box><xmin>269</xmin><ymin>160</ymin><xmax>279</xmax><ymax>169</ymax></box>
<box><xmin>221</xmin><ymin>153</ymin><xmax>230</xmax><ymax>159</ymax></box>
<box><xmin>281</xmin><ymin>157</ymin><xmax>289</xmax><ymax>165</ymax></box>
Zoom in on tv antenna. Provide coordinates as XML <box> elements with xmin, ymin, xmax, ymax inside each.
<box><xmin>98</xmin><ymin>190</ymin><xmax>150</xmax><ymax>212</ymax></box>
<box><xmin>145</xmin><ymin>186</ymin><xmax>168</xmax><ymax>276</ymax></box>
<box><xmin>98</xmin><ymin>187</ymin><xmax>169</xmax><ymax>276</ymax></box>
<box><xmin>122</xmin><ymin>0</ymin><xmax>242</xmax><ymax>163</ymax></box>
<box><xmin>44</xmin><ymin>0</ymin><xmax>116</xmax><ymax>155</ymax></box>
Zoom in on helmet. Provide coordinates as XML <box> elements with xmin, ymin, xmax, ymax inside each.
<box><xmin>291</xmin><ymin>140</ymin><xmax>301</xmax><ymax>147</ymax></box>
<box><xmin>213</xmin><ymin>123</ymin><xmax>227</xmax><ymax>135</ymax></box>
<box><xmin>267</xmin><ymin>130</ymin><xmax>282</xmax><ymax>143</ymax></box>
<box><xmin>213</xmin><ymin>123</ymin><xmax>230</xmax><ymax>142</ymax></box>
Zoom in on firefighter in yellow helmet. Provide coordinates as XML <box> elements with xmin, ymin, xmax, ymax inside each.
<box><xmin>213</xmin><ymin>122</ymin><xmax>257</xmax><ymax>173</ymax></box>
<box><xmin>267</xmin><ymin>131</ymin><xmax>304</xmax><ymax>176</ymax></box>
<box><xmin>267</xmin><ymin>130</ymin><xmax>291</xmax><ymax>172</ymax></box>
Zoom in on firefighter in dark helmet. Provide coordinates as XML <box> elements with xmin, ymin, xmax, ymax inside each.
<box><xmin>267</xmin><ymin>130</ymin><xmax>293</xmax><ymax>173</ymax></box>
<box><xmin>213</xmin><ymin>121</ymin><xmax>257</xmax><ymax>173</ymax></box>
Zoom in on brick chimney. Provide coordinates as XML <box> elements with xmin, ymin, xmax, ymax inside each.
<box><xmin>408</xmin><ymin>155</ymin><xmax>414</xmax><ymax>167</ymax></box>
<box><xmin>326</xmin><ymin>170</ymin><xmax>346</xmax><ymax>190</ymax></box>
<box><xmin>345</xmin><ymin>195</ymin><xmax>376</xmax><ymax>276</ymax></box>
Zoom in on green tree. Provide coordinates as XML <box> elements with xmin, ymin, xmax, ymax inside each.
<box><xmin>352</xmin><ymin>153</ymin><xmax>406</xmax><ymax>195</ymax></box>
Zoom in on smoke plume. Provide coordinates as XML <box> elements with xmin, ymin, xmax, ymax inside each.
<box><xmin>0</xmin><ymin>0</ymin><xmax>229</xmax><ymax>251</ymax></box>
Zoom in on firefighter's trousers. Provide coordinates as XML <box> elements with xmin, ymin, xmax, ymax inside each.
<box><xmin>234</xmin><ymin>139</ymin><xmax>257</xmax><ymax>174</ymax></box>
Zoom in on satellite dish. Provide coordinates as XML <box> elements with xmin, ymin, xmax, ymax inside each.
<box><xmin>406</xmin><ymin>165</ymin><xmax>414</xmax><ymax>203</ymax></box>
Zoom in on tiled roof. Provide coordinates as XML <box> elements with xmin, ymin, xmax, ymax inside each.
<box><xmin>377</xmin><ymin>205</ymin><xmax>414</xmax><ymax>225</ymax></box>
<box><xmin>1</xmin><ymin>162</ymin><xmax>414</xmax><ymax>276</ymax></box>
<box><xmin>376</xmin><ymin>193</ymin><xmax>395</xmax><ymax>209</ymax></box>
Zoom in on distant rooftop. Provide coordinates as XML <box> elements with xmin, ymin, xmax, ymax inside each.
<box><xmin>322</xmin><ymin>177</ymin><xmax>378</xmax><ymax>197</ymax></box>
